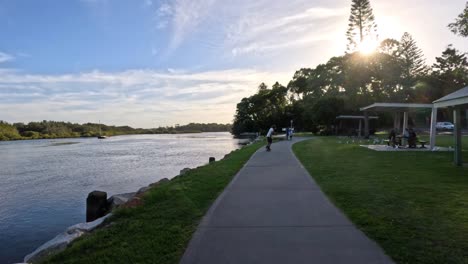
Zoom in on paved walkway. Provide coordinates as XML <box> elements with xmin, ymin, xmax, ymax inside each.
<box><xmin>181</xmin><ymin>138</ymin><xmax>393</xmax><ymax>264</ymax></box>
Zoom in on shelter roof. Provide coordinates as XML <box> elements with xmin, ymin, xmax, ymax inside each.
<box><xmin>336</xmin><ymin>115</ymin><xmax>378</xmax><ymax>119</ymax></box>
<box><xmin>360</xmin><ymin>103</ymin><xmax>433</xmax><ymax>112</ymax></box>
<box><xmin>433</xmin><ymin>86</ymin><xmax>468</xmax><ymax>108</ymax></box>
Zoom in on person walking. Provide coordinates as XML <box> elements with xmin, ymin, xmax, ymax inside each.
<box><xmin>266</xmin><ymin>125</ymin><xmax>276</xmax><ymax>151</ymax></box>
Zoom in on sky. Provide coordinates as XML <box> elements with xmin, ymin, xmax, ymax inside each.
<box><xmin>0</xmin><ymin>0</ymin><xmax>466</xmax><ymax>128</ymax></box>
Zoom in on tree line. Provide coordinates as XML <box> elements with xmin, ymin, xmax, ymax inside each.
<box><xmin>0</xmin><ymin>121</ymin><xmax>232</xmax><ymax>141</ymax></box>
<box><xmin>232</xmin><ymin>0</ymin><xmax>468</xmax><ymax>136</ymax></box>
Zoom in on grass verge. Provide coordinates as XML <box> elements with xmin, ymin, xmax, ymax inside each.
<box><xmin>293</xmin><ymin>137</ymin><xmax>468</xmax><ymax>264</ymax></box>
<box><xmin>43</xmin><ymin>141</ymin><xmax>265</xmax><ymax>264</ymax></box>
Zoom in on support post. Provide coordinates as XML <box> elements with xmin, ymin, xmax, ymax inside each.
<box><xmin>364</xmin><ymin>111</ymin><xmax>369</xmax><ymax>139</ymax></box>
<box><xmin>465</xmin><ymin>109</ymin><xmax>468</xmax><ymax>129</ymax></box>
<box><xmin>430</xmin><ymin>107</ymin><xmax>437</xmax><ymax>150</ymax></box>
<box><xmin>454</xmin><ymin>107</ymin><xmax>462</xmax><ymax>166</ymax></box>
<box><xmin>402</xmin><ymin>112</ymin><xmax>408</xmax><ymax>132</ymax></box>
<box><xmin>358</xmin><ymin>119</ymin><xmax>362</xmax><ymax>137</ymax></box>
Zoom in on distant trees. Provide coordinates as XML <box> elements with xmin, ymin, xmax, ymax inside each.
<box><xmin>346</xmin><ymin>0</ymin><xmax>378</xmax><ymax>52</ymax></box>
<box><xmin>0</xmin><ymin>121</ymin><xmax>232</xmax><ymax>141</ymax></box>
<box><xmin>431</xmin><ymin>45</ymin><xmax>468</xmax><ymax>96</ymax></box>
<box><xmin>0</xmin><ymin>121</ymin><xmax>21</xmax><ymax>140</ymax></box>
<box><xmin>231</xmin><ymin>14</ymin><xmax>467</xmax><ymax>135</ymax></box>
<box><xmin>232</xmin><ymin>83</ymin><xmax>289</xmax><ymax>135</ymax></box>
<box><xmin>448</xmin><ymin>2</ymin><xmax>468</xmax><ymax>37</ymax></box>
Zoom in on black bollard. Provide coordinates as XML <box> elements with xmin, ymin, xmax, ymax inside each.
<box><xmin>86</xmin><ymin>190</ymin><xmax>108</xmax><ymax>222</ymax></box>
<box><xmin>209</xmin><ymin>157</ymin><xmax>215</xmax><ymax>163</ymax></box>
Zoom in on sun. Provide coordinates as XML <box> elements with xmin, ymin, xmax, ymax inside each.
<box><xmin>358</xmin><ymin>38</ymin><xmax>379</xmax><ymax>55</ymax></box>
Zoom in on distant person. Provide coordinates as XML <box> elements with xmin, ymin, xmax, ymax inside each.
<box><xmin>408</xmin><ymin>128</ymin><xmax>417</xmax><ymax>148</ymax></box>
<box><xmin>388</xmin><ymin>129</ymin><xmax>397</xmax><ymax>148</ymax></box>
<box><xmin>289</xmin><ymin>128</ymin><xmax>294</xmax><ymax>140</ymax></box>
<box><xmin>285</xmin><ymin>127</ymin><xmax>290</xmax><ymax>140</ymax></box>
<box><xmin>266</xmin><ymin>125</ymin><xmax>276</xmax><ymax>151</ymax></box>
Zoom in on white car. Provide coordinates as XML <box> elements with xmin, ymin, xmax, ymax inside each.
<box><xmin>436</xmin><ymin>122</ymin><xmax>454</xmax><ymax>130</ymax></box>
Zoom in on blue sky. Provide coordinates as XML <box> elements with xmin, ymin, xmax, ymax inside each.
<box><xmin>0</xmin><ymin>0</ymin><xmax>466</xmax><ymax>127</ymax></box>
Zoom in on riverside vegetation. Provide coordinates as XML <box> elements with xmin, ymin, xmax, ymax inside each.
<box><xmin>0</xmin><ymin>121</ymin><xmax>231</xmax><ymax>141</ymax></box>
<box><xmin>41</xmin><ymin>140</ymin><xmax>265</xmax><ymax>264</ymax></box>
<box><xmin>231</xmin><ymin>1</ymin><xmax>468</xmax><ymax>136</ymax></box>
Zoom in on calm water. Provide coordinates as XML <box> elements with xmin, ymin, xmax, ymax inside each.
<box><xmin>0</xmin><ymin>132</ymin><xmax>245</xmax><ymax>263</ymax></box>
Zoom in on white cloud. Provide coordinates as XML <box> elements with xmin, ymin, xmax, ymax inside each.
<box><xmin>167</xmin><ymin>0</ymin><xmax>217</xmax><ymax>51</ymax></box>
<box><xmin>144</xmin><ymin>0</ymin><xmax>153</xmax><ymax>7</ymax></box>
<box><xmin>0</xmin><ymin>68</ymin><xmax>290</xmax><ymax>127</ymax></box>
<box><xmin>225</xmin><ymin>5</ymin><xmax>348</xmax><ymax>57</ymax></box>
<box><xmin>0</xmin><ymin>52</ymin><xmax>14</xmax><ymax>63</ymax></box>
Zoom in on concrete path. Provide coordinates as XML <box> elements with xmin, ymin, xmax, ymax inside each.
<box><xmin>180</xmin><ymin>138</ymin><xmax>393</xmax><ymax>264</ymax></box>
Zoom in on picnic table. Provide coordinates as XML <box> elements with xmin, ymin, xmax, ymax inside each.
<box><xmin>384</xmin><ymin>136</ymin><xmax>427</xmax><ymax>148</ymax></box>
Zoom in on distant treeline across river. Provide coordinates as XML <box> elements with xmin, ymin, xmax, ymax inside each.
<box><xmin>0</xmin><ymin>120</ymin><xmax>232</xmax><ymax>141</ymax></box>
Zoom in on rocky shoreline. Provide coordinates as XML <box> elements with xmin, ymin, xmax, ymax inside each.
<box><xmin>21</xmin><ymin>174</ymin><xmax>171</xmax><ymax>264</ymax></box>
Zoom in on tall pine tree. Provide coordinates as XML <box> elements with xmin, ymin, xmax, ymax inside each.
<box><xmin>399</xmin><ymin>32</ymin><xmax>428</xmax><ymax>81</ymax></box>
<box><xmin>346</xmin><ymin>0</ymin><xmax>378</xmax><ymax>52</ymax></box>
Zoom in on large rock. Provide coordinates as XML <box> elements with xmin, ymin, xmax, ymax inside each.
<box><xmin>24</xmin><ymin>214</ymin><xmax>113</xmax><ymax>263</ymax></box>
<box><xmin>66</xmin><ymin>213</ymin><xmax>112</xmax><ymax>234</ymax></box>
<box><xmin>86</xmin><ymin>190</ymin><xmax>109</xmax><ymax>222</ymax></box>
<box><xmin>149</xmin><ymin>178</ymin><xmax>169</xmax><ymax>187</ymax></box>
<box><xmin>24</xmin><ymin>230</ymin><xmax>84</xmax><ymax>263</ymax></box>
<box><xmin>121</xmin><ymin>197</ymin><xmax>143</xmax><ymax>209</ymax></box>
<box><xmin>107</xmin><ymin>192</ymin><xmax>136</xmax><ymax>210</ymax></box>
<box><xmin>180</xmin><ymin>168</ymin><xmax>191</xmax><ymax>175</ymax></box>
<box><xmin>136</xmin><ymin>186</ymin><xmax>151</xmax><ymax>195</ymax></box>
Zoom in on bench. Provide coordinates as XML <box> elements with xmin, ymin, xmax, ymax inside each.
<box><xmin>418</xmin><ymin>140</ymin><xmax>427</xmax><ymax>148</ymax></box>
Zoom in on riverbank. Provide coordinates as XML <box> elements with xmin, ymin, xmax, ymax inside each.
<box><xmin>0</xmin><ymin>121</ymin><xmax>232</xmax><ymax>141</ymax></box>
<box><xmin>40</xmin><ymin>140</ymin><xmax>265</xmax><ymax>263</ymax></box>
<box><xmin>0</xmin><ymin>131</ymin><xmax>211</xmax><ymax>142</ymax></box>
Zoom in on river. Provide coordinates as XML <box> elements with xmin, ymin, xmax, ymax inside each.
<box><xmin>0</xmin><ymin>132</ymin><xmax>246</xmax><ymax>263</ymax></box>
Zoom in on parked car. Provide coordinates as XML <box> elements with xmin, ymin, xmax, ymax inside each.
<box><xmin>436</xmin><ymin>122</ymin><xmax>454</xmax><ymax>130</ymax></box>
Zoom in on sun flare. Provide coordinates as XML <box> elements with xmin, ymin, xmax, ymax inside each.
<box><xmin>358</xmin><ymin>38</ymin><xmax>379</xmax><ymax>55</ymax></box>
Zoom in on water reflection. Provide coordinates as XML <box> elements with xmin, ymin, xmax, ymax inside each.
<box><xmin>0</xmin><ymin>132</ymin><xmax>244</xmax><ymax>263</ymax></box>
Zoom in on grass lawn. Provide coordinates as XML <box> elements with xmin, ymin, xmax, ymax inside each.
<box><xmin>293</xmin><ymin>137</ymin><xmax>468</xmax><ymax>264</ymax></box>
<box><xmin>43</xmin><ymin>141</ymin><xmax>265</xmax><ymax>264</ymax></box>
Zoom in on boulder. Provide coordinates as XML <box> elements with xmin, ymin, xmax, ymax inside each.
<box><xmin>24</xmin><ymin>230</ymin><xmax>84</xmax><ymax>263</ymax></box>
<box><xmin>121</xmin><ymin>197</ymin><xmax>143</xmax><ymax>209</ymax></box>
<box><xmin>86</xmin><ymin>190</ymin><xmax>109</xmax><ymax>222</ymax></box>
<box><xmin>107</xmin><ymin>192</ymin><xmax>136</xmax><ymax>210</ymax></box>
<box><xmin>137</xmin><ymin>186</ymin><xmax>150</xmax><ymax>194</ymax></box>
<box><xmin>66</xmin><ymin>213</ymin><xmax>112</xmax><ymax>234</ymax></box>
<box><xmin>149</xmin><ymin>178</ymin><xmax>169</xmax><ymax>187</ymax></box>
<box><xmin>180</xmin><ymin>168</ymin><xmax>191</xmax><ymax>175</ymax></box>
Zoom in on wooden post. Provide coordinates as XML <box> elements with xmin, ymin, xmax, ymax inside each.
<box><xmin>430</xmin><ymin>107</ymin><xmax>437</xmax><ymax>150</ymax></box>
<box><xmin>454</xmin><ymin>107</ymin><xmax>462</xmax><ymax>166</ymax></box>
<box><xmin>86</xmin><ymin>191</ymin><xmax>108</xmax><ymax>222</ymax></box>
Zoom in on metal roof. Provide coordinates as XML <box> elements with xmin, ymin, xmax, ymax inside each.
<box><xmin>336</xmin><ymin>115</ymin><xmax>379</xmax><ymax>119</ymax></box>
<box><xmin>433</xmin><ymin>86</ymin><xmax>468</xmax><ymax>108</ymax></box>
<box><xmin>360</xmin><ymin>103</ymin><xmax>433</xmax><ymax>112</ymax></box>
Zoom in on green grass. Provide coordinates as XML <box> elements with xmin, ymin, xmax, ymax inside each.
<box><xmin>43</xmin><ymin>141</ymin><xmax>265</xmax><ymax>264</ymax></box>
<box><xmin>293</xmin><ymin>137</ymin><xmax>468</xmax><ymax>264</ymax></box>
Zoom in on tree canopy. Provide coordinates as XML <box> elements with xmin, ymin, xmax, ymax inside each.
<box><xmin>232</xmin><ymin>0</ymin><xmax>468</xmax><ymax>136</ymax></box>
<box><xmin>448</xmin><ymin>2</ymin><xmax>468</xmax><ymax>37</ymax></box>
